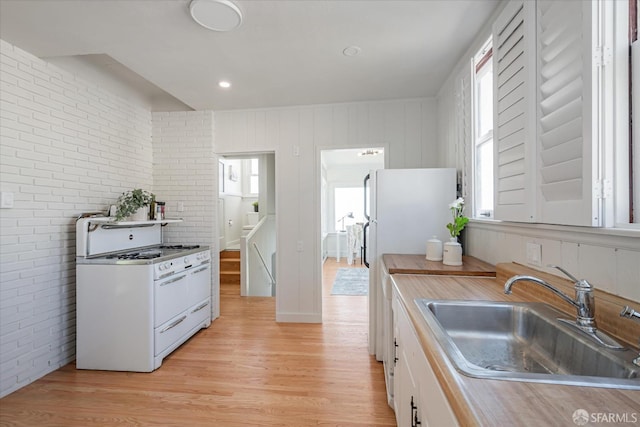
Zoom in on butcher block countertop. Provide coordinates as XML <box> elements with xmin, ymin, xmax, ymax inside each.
<box><xmin>391</xmin><ymin>264</ymin><xmax>640</xmax><ymax>427</ymax></box>
<box><xmin>383</xmin><ymin>254</ymin><xmax>495</xmax><ymax>276</ymax></box>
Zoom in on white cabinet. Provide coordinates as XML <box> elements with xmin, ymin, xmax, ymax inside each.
<box><xmin>392</xmin><ymin>291</ymin><xmax>458</xmax><ymax>427</ymax></box>
<box><xmin>381</xmin><ymin>262</ymin><xmax>395</xmax><ymax>406</ymax></box>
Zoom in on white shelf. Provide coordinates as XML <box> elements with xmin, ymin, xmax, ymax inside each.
<box><xmin>86</xmin><ymin>217</ymin><xmax>183</xmax><ymax>226</ymax></box>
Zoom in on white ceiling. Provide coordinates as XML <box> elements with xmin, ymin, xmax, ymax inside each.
<box><xmin>0</xmin><ymin>0</ymin><xmax>500</xmax><ymax>112</ymax></box>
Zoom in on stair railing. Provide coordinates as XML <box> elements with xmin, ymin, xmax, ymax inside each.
<box><xmin>252</xmin><ymin>242</ymin><xmax>275</xmax><ymax>288</ymax></box>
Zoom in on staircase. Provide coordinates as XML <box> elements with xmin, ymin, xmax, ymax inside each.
<box><xmin>219</xmin><ymin>250</ymin><xmax>241</xmax><ymax>295</ymax></box>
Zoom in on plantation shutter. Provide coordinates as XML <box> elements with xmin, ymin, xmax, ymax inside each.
<box><xmin>456</xmin><ymin>67</ymin><xmax>472</xmax><ymax>202</ymax></box>
<box><xmin>536</xmin><ymin>0</ymin><xmax>599</xmax><ymax>226</ymax></box>
<box><xmin>492</xmin><ymin>0</ymin><xmax>537</xmax><ymax>222</ymax></box>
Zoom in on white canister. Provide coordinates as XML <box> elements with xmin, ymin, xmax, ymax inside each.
<box><xmin>443</xmin><ymin>238</ymin><xmax>463</xmax><ymax>266</ymax></box>
<box><xmin>426</xmin><ymin>236</ymin><xmax>443</xmax><ymax>261</ymax></box>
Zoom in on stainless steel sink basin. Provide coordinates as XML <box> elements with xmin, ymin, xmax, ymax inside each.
<box><xmin>415</xmin><ymin>299</ymin><xmax>640</xmax><ymax>389</ymax></box>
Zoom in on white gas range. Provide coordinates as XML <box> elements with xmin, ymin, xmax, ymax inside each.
<box><xmin>75</xmin><ymin>216</ymin><xmax>212</xmax><ymax>372</ymax></box>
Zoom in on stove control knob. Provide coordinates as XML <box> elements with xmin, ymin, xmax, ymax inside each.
<box><xmin>159</xmin><ymin>264</ymin><xmax>165</xmax><ymax>271</ymax></box>
<box><xmin>184</xmin><ymin>257</ymin><xmax>190</xmax><ymax>264</ymax></box>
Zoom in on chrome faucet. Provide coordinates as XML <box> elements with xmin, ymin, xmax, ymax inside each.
<box><xmin>620</xmin><ymin>306</ymin><xmax>640</xmax><ymax>366</ymax></box>
<box><xmin>505</xmin><ymin>265</ymin><xmax>596</xmax><ymax>329</ymax></box>
<box><xmin>504</xmin><ymin>265</ymin><xmax>625</xmax><ymax>350</ymax></box>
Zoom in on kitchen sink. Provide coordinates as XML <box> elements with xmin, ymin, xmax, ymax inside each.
<box><xmin>415</xmin><ymin>299</ymin><xmax>640</xmax><ymax>389</ymax></box>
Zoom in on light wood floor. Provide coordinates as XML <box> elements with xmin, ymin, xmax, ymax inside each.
<box><xmin>0</xmin><ymin>258</ymin><xmax>396</xmax><ymax>426</ymax></box>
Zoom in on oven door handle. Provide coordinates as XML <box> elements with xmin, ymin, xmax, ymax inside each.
<box><xmin>191</xmin><ymin>301</ymin><xmax>210</xmax><ymax>314</ymax></box>
<box><xmin>160</xmin><ymin>274</ymin><xmax>187</xmax><ymax>286</ymax></box>
<box><xmin>160</xmin><ymin>315</ymin><xmax>187</xmax><ymax>333</ymax></box>
<box><xmin>191</xmin><ymin>265</ymin><xmax>210</xmax><ymax>274</ymax></box>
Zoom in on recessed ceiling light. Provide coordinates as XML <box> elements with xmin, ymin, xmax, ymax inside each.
<box><xmin>189</xmin><ymin>0</ymin><xmax>243</xmax><ymax>32</ymax></box>
<box><xmin>218</xmin><ymin>81</ymin><xmax>231</xmax><ymax>88</ymax></box>
<box><xmin>343</xmin><ymin>46</ymin><xmax>362</xmax><ymax>57</ymax></box>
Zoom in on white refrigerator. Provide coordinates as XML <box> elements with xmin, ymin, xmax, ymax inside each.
<box><xmin>363</xmin><ymin>168</ymin><xmax>457</xmax><ymax>363</ymax></box>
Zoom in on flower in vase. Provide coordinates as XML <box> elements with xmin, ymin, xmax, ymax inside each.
<box><xmin>446</xmin><ymin>197</ymin><xmax>469</xmax><ymax>239</ymax></box>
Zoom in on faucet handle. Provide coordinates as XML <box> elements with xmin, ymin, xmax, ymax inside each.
<box><xmin>548</xmin><ymin>265</ymin><xmax>578</xmax><ymax>281</ymax></box>
<box><xmin>621</xmin><ymin>306</ymin><xmax>640</xmax><ymax>323</ymax></box>
<box><xmin>548</xmin><ymin>265</ymin><xmax>594</xmax><ymax>290</ymax></box>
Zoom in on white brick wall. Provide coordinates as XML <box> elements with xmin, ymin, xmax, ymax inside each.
<box><xmin>151</xmin><ymin>111</ymin><xmax>219</xmax><ymax>319</ymax></box>
<box><xmin>0</xmin><ymin>39</ymin><xmax>153</xmax><ymax>397</ymax></box>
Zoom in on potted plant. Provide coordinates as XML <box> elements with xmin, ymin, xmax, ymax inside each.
<box><xmin>443</xmin><ymin>197</ymin><xmax>468</xmax><ymax>266</ymax></box>
<box><xmin>445</xmin><ymin>197</ymin><xmax>469</xmax><ymax>240</ymax></box>
<box><xmin>252</xmin><ymin>201</ymin><xmax>259</xmax><ymax>212</ymax></box>
<box><xmin>115</xmin><ymin>189</ymin><xmax>155</xmax><ymax>221</ymax></box>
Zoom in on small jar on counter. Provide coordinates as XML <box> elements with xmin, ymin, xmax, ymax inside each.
<box><xmin>426</xmin><ymin>235</ymin><xmax>443</xmax><ymax>261</ymax></box>
<box><xmin>155</xmin><ymin>201</ymin><xmax>165</xmax><ymax>220</ymax></box>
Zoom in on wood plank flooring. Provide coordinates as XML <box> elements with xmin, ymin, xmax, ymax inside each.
<box><xmin>0</xmin><ymin>258</ymin><xmax>396</xmax><ymax>426</ymax></box>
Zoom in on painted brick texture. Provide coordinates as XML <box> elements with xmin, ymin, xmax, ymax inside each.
<box><xmin>0</xmin><ymin>39</ymin><xmax>153</xmax><ymax>397</ymax></box>
<box><xmin>151</xmin><ymin>111</ymin><xmax>219</xmax><ymax>320</ymax></box>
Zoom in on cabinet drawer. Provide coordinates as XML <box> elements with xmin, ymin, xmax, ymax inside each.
<box><xmin>155</xmin><ymin>273</ymin><xmax>189</xmax><ymax>327</ymax></box>
<box><xmin>155</xmin><ymin>311</ymin><xmax>192</xmax><ymax>355</ymax></box>
<box><xmin>154</xmin><ymin>298</ymin><xmax>211</xmax><ymax>356</ymax></box>
<box><xmin>188</xmin><ymin>263</ymin><xmax>211</xmax><ymax>307</ymax></box>
<box><xmin>189</xmin><ymin>298</ymin><xmax>211</xmax><ymax>325</ymax></box>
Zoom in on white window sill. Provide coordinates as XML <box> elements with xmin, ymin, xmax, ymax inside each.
<box><xmin>468</xmin><ymin>218</ymin><xmax>640</xmax><ymax>250</ymax></box>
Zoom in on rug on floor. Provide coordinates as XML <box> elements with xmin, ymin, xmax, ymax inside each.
<box><xmin>331</xmin><ymin>268</ymin><xmax>368</xmax><ymax>296</ymax></box>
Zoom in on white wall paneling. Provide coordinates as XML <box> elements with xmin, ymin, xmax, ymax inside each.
<box><xmin>215</xmin><ymin>99</ymin><xmax>438</xmax><ymax>322</ymax></box>
<box><xmin>465</xmin><ymin>221</ymin><xmax>640</xmax><ymax>302</ymax></box>
<box><xmin>0</xmin><ymin>40</ymin><xmax>153</xmax><ymax>398</ymax></box>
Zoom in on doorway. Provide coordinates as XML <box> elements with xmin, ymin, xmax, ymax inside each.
<box><xmin>319</xmin><ymin>148</ymin><xmax>384</xmax><ymax>320</ymax></box>
<box><xmin>218</xmin><ymin>153</ymin><xmax>276</xmax><ymax>298</ymax></box>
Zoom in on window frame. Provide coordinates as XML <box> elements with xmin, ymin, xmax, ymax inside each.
<box><xmin>242</xmin><ymin>158</ymin><xmax>260</xmax><ymax>197</ymax></box>
<box><xmin>613</xmin><ymin>0</ymin><xmax>639</xmax><ymax>228</ymax></box>
<box><xmin>472</xmin><ymin>38</ymin><xmax>495</xmax><ymax>219</ymax></box>
<box><xmin>332</xmin><ymin>186</ymin><xmax>364</xmax><ymax>232</ymax></box>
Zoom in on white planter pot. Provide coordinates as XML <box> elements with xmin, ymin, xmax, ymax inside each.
<box><xmin>442</xmin><ymin>238</ymin><xmax>462</xmax><ymax>266</ymax></box>
<box><xmin>127</xmin><ymin>205</ymin><xmax>149</xmax><ymax>221</ymax></box>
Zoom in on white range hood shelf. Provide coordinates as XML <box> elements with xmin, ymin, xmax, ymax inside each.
<box><xmin>86</xmin><ymin>218</ymin><xmax>183</xmax><ymax>226</ymax></box>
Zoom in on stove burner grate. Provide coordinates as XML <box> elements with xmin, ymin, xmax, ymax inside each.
<box><xmin>106</xmin><ymin>252</ymin><xmax>162</xmax><ymax>260</ymax></box>
<box><xmin>160</xmin><ymin>244</ymin><xmax>201</xmax><ymax>250</ymax></box>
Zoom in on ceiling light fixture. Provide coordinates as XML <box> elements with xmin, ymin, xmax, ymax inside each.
<box><xmin>218</xmin><ymin>80</ymin><xmax>231</xmax><ymax>88</ymax></box>
<box><xmin>189</xmin><ymin>0</ymin><xmax>243</xmax><ymax>32</ymax></box>
<box><xmin>343</xmin><ymin>46</ymin><xmax>362</xmax><ymax>57</ymax></box>
<box><xmin>358</xmin><ymin>149</ymin><xmax>380</xmax><ymax>157</ymax></box>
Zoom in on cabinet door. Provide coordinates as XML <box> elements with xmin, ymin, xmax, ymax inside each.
<box><xmin>415</xmin><ymin>346</ymin><xmax>458</xmax><ymax>426</ymax></box>
<box><xmin>393</xmin><ymin>292</ymin><xmax>458</xmax><ymax>427</ymax></box>
<box><xmin>393</xmin><ymin>296</ymin><xmax>420</xmax><ymax>427</ymax></box>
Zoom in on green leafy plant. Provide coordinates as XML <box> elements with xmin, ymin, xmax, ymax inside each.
<box><xmin>252</xmin><ymin>201</ymin><xmax>258</xmax><ymax>212</ymax></box>
<box><xmin>446</xmin><ymin>197</ymin><xmax>469</xmax><ymax>239</ymax></box>
<box><xmin>115</xmin><ymin>189</ymin><xmax>155</xmax><ymax>221</ymax></box>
